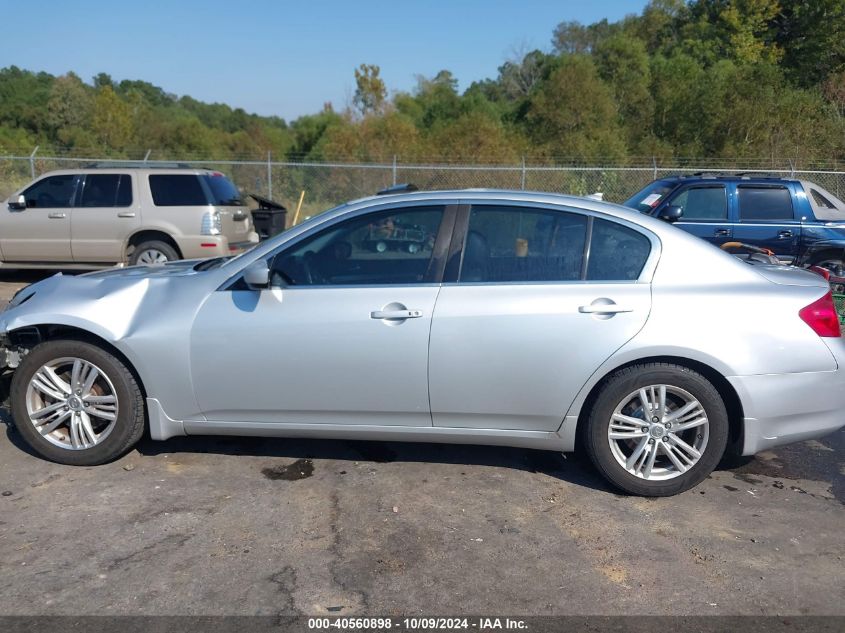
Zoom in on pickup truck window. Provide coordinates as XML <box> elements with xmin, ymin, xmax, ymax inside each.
<box><xmin>668</xmin><ymin>185</ymin><xmax>727</xmax><ymax>220</ymax></box>
<box><xmin>738</xmin><ymin>186</ymin><xmax>793</xmax><ymax>221</ymax></box>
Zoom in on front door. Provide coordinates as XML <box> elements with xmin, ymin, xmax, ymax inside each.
<box><xmin>1</xmin><ymin>173</ymin><xmax>76</xmax><ymax>261</ymax></box>
<box><xmin>71</xmin><ymin>173</ymin><xmax>139</xmax><ymax>263</ymax></box>
<box><xmin>189</xmin><ymin>204</ymin><xmax>451</xmax><ymax>426</ymax></box>
<box><xmin>429</xmin><ymin>205</ymin><xmax>654</xmax><ymax>431</ymax></box>
<box><xmin>661</xmin><ymin>183</ymin><xmax>733</xmax><ymax>247</ymax></box>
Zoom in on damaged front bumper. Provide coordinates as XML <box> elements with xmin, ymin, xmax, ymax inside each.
<box><xmin>0</xmin><ymin>334</ymin><xmax>23</xmax><ymax>371</ymax></box>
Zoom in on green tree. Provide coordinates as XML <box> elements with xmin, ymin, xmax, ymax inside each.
<box><xmin>91</xmin><ymin>86</ymin><xmax>133</xmax><ymax>151</ymax></box>
<box><xmin>594</xmin><ymin>34</ymin><xmax>655</xmax><ymax>150</ymax></box>
<box><xmin>353</xmin><ymin>64</ymin><xmax>387</xmax><ymax>116</ymax></box>
<box><xmin>525</xmin><ymin>56</ymin><xmax>626</xmax><ymax>161</ymax></box>
<box><xmin>46</xmin><ymin>73</ymin><xmax>93</xmax><ymax>134</ymax></box>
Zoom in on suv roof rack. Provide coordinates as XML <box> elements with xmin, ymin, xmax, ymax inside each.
<box><xmin>376</xmin><ymin>183</ymin><xmax>418</xmax><ymax>196</ymax></box>
<box><xmin>83</xmin><ymin>161</ymin><xmax>195</xmax><ymax>169</ymax></box>
<box><xmin>733</xmin><ymin>172</ymin><xmax>786</xmax><ymax>179</ymax></box>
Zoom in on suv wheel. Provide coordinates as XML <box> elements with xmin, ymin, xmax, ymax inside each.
<box><xmin>583</xmin><ymin>363</ymin><xmax>729</xmax><ymax>496</ymax></box>
<box><xmin>130</xmin><ymin>240</ymin><xmax>179</xmax><ymax>266</ymax></box>
<box><xmin>10</xmin><ymin>340</ymin><xmax>146</xmax><ymax>466</ymax></box>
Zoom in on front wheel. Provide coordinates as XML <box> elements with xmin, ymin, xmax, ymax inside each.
<box><xmin>10</xmin><ymin>340</ymin><xmax>146</xmax><ymax>466</ymax></box>
<box><xmin>583</xmin><ymin>363</ymin><xmax>729</xmax><ymax>496</ymax></box>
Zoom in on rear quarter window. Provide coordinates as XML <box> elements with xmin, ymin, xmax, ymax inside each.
<box><xmin>149</xmin><ymin>175</ymin><xmax>208</xmax><ymax>206</ymax></box>
<box><xmin>586</xmin><ymin>218</ymin><xmax>651</xmax><ymax>281</ymax></box>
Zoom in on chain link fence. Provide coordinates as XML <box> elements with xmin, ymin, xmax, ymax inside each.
<box><xmin>3</xmin><ymin>152</ymin><xmax>845</xmax><ymax>223</ymax></box>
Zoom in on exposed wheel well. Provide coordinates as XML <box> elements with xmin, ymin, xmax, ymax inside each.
<box><xmin>807</xmin><ymin>248</ymin><xmax>845</xmax><ymax>266</ymax></box>
<box><xmin>126</xmin><ymin>231</ymin><xmax>182</xmax><ymax>260</ymax></box>
<box><xmin>8</xmin><ymin>325</ymin><xmax>148</xmax><ymax>402</ymax></box>
<box><xmin>574</xmin><ymin>355</ymin><xmax>745</xmax><ymax>454</ymax></box>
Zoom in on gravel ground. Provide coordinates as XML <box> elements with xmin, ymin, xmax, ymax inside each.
<box><xmin>0</xmin><ymin>270</ymin><xmax>842</xmax><ymax>616</ymax></box>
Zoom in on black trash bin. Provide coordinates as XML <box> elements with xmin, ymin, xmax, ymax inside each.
<box><xmin>249</xmin><ymin>193</ymin><xmax>288</xmax><ymax>240</ymax></box>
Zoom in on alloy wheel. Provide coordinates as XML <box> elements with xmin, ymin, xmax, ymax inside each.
<box><xmin>607</xmin><ymin>384</ymin><xmax>709</xmax><ymax>481</ymax></box>
<box><xmin>25</xmin><ymin>357</ymin><xmax>119</xmax><ymax>450</ymax></box>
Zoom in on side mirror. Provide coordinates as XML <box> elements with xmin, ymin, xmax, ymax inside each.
<box><xmin>243</xmin><ymin>260</ymin><xmax>270</xmax><ymax>289</ymax></box>
<box><xmin>8</xmin><ymin>195</ymin><xmax>25</xmax><ymax>211</ymax></box>
<box><xmin>658</xmin><ymin>205</ymin><xmax>683</xmax><ymax>222</ymax></box>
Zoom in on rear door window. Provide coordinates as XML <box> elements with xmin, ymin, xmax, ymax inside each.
<box><xmin>737</xmin><ymin>186</ymin><xmax>794</xmax><ymax>221</ymax></box>
<box><xmin>459</xmin><ymin>206</ymin><xmax>587</xmax><ymax>283</ymax></box>
<box><xmin>667</xmin><ymin>185</ymin><xmax>727</xmax><ymax>220</ymax></box>
<box><xmin>79</xmin><ymin>174</ymin><xmax>132</xmax><ymax>207</ymax></box>
<box><xmin>149</xmin><ymin>175</ymin><xmax>208</xmax><ymax>206</ymax></box>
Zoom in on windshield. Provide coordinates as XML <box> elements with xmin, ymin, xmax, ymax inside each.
<box><xmin>203</xmin><ymin>173</ymin><xmax>243</xmax><ymax>206</ymax></box>
<box><xmin>623</xmin><ymin>181</ymin><xmax>675</xmax><ymax>213</ymax></box>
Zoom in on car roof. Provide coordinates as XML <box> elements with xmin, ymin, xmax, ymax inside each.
<box><xmin>339</xmin><ymin>188</ymin><xmax>670</xmax><ymax>234</ymax></box>
<box><xmin>654</xmin><ymin>173</ymin><xmax>800</xmax><ymax>184</ymax></box>
<box><xmin>32</xmin><ymin>166</ymin><xmax>224</xmax><ymax>177</ymax></box>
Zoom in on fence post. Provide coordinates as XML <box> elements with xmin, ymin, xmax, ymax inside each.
<box><xmin>652</xmin><ymin>156</ymin><xmax>658</xmax><ymax>180</ymax></box>
<box><xmin>392</xmin><ymin>155</ymin><xmax>397</xmax><ymax>186</ymax></box>
<box><xmin>29</xmin><ymin>145</ymin><xmax>39</xmax><ymax>179</ymax></box>
<box><xmin>788</xmin><ymin>158</ymin><xmax>795</xmax><ymax>179</ymax></box>
<box><xmin>143</xmin><ymin>149</ymin><xmax>151</xmax><ymax>164</ymax></box>
<box><xmin>521</xmin><ymin>156</ymin><xmax>526</xmax><ymax>190</ymax></box>
<box><xmin>267</xmin><ymin>151</ymin><xmax>272</xmax><ymax>198</ymax></box>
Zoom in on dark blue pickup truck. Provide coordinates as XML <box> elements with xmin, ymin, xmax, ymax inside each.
<box><xmin>624</xmin><ymin>174</ymin><xmax>845</xmax><ymax>273</ymax></box>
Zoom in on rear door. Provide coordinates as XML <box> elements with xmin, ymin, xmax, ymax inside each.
<box><xmin>0</xmin><ymin>173</ymin><xmax>76</xmax><ymax>261</ymax></box>
<box><xmin>428</xmin><ymin>203</ymin><xmax>655</xmax><ymax>432</ymax></box>
<box><xmin>731</xmin><ymin>183</ymin><xmax>801</xmax><ymax>262</ymax></box>
<box><xmin>71</xmin><ymin>173</ymin><xmax>140</xmax><ymax>263</ymax></box>
<box><xmin>661</xmin><ymin>183</ymin><xmax>732</xmax><ymax>246</ymax></box>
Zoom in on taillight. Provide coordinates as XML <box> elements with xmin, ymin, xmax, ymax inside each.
<box><xmin>201</xmin><ymin>210</ymin><xmax>222</xmax><ymax>236</ymax></box>
<box><xmin>799</xmin><ymin>291</ymin><xmax>841</xmax><ymax>337</ymax></box>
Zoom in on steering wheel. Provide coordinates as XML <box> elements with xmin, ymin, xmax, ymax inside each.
<box><xmin>301</xmin><ymin>251</ymin><xmax>326</xmax><ymax>285</ymax></box>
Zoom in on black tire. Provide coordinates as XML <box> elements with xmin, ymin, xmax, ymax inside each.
<box><xmin>583</xmin><ymin>363</ymin><xmax>729</xmax><ymax>497</ymax></box>
<box><xmin>10</xmin><ymin>340</ymin><xmax>145</xmax><ymax>466</ymax></box>
<box><xmin>129</xmin><ymin>240</ymin><xmax>179</xmax><ymax>266</ymax></box>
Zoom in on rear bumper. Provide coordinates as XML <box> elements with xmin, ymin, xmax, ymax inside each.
<box><xmin>728</xmin><ymin>369</ymin><xmax>845</xmax><ymax>455</ymax></box>
<box><xmin>176</xmin><ymin>232</ymin><xmax>259</xmax><ymax>258</ymax></box>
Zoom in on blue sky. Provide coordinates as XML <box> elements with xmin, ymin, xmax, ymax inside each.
<box><xmin>4</xmin><ymin>0</ymin><xmax>648</xmax><ymax>121</ymax></box>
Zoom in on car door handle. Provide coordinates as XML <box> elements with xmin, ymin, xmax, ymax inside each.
<box><xmin>714</xmin><ymin>228</ymin><xmax>730</xmax><ymax>237</ymax></box>
<box><xmin>777</xmin><ymin>230</ymin><xmax>793</xmax><ymax>238</ymax></box>
<box><xmin>578</xmin><ymin>304</ymin><xmax>633</xmax><ymax>314</ymax></box>
<box><xmin>117</xmin><ymin>211</ymin><xmax>136</xmax><ymax>218</ymax></box>
<box><xmin>370</xmin><ymin>309</ymin><xmax>423</xmax><ymax>320</ymax></box>
<box><xmin>47</xmin><ymin>212</ymin><xmax>67</xmax><ymax>219</ymax></box>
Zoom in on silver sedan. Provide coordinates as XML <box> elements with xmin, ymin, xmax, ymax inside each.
<box><xmin>1</xmin><ymin>190</ymin><xmax>843</xmax><ymax>496</ymax></box>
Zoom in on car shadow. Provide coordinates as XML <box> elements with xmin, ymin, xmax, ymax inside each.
<box><xmin>0</xmin><ymin>406</ymin><xmax>615</xmax><ymax>494</ymax></box>
<box><xmin>5</xmin><ymin>404</ymin><xmax>838</xmax><ymax>499</ymax></box>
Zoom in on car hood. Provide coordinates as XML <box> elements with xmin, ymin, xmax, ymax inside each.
<box><xmin>82</xmin><ymin>259</ymin><xmax>206</xmax><ymax>279</ymax></box>
<box><xmin>0</xmin><ymin>262</ymin><xmax>215</xmax><ymax>340</ymax></box>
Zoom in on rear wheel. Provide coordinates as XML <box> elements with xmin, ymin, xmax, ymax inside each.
<box><xmin>583</xmin><ymin>363</ymin><xmax>729</xmax><ymax>496</ymax></box>
<box><xmin>130</xmin><ymin>240</ymin><xmax>179</xmax><ymax>266</ymax></box>
<box><xmin>10</xmin><ymin>340</ymin><xmax>145</xmax><ymax>466</ymax></box>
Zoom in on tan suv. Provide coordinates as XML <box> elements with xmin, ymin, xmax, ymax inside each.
<box><xmin>1</xmin><ymin>166</ymin><xmax>258</xmax><ymax>267</ymax></box>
